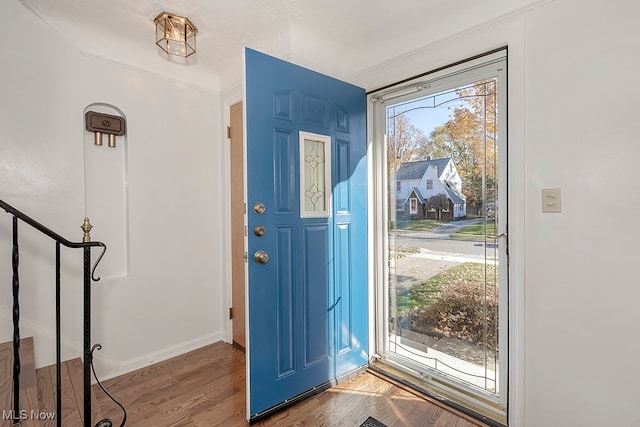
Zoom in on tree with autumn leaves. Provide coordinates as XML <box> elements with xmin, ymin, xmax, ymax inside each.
<box><xmin>386</xmin><ymin>113</ymin><xmax>428</xmax><ymax>179</ymax></box>
<box><xmin>388</xmin><ymin>80</ymin><xmax>499</xmax><ymax>216</ymax></box>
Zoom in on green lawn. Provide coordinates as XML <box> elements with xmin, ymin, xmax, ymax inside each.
<box><xmin>449</xmin><ymin>222</ymin><xmax>496</xmax><ymax>241</ymax></box>
<box><xmin>394</xmin><ymin>219</ymin><xmax>450</xmax><ymax>232</ymax></box>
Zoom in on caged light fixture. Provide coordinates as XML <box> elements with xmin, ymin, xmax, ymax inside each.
<box><xmin>154</xmin><ymin>12</ymin><xmax>198</xmax><ymax>57</ymax></box>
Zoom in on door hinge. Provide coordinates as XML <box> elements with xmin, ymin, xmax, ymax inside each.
<box><xmin>243</xmin><ymin>252</ymin><xmax>248</xmax><ymax>262</ymax></box>
<box><xmin>227</xmin><ymin>126</ymin><xmax>231</xmax><ymax>139</ymax></box>
<box><xmin>244</xmin><ymin>225</ymin><xmax>248</xmax><ymax>236</ymax></box>
<box><xmin>229</xmin><ymin>307</ymin><xmax>233</xmax><ymax>319</ymax></box>
<box><xmin>244</xmin><ymin>203</ymin><xmax>247</xmax><ymax>214</ymax></box>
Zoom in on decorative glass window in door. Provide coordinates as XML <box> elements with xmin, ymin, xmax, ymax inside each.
<box><xmin>409</xmin><ymin>198</ymin><xmax>418</xmax><ymax>214</ymax></box>
<box><xmin>299</xmin><ymin>131</ymin><xmax>331</xmax><ymax>218</ymax></box>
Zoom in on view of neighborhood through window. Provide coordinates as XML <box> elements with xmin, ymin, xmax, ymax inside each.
<box><xmin>386</xmin><ymin>73</ymin><xmax>504</xmax><ymax>400</ymax></box>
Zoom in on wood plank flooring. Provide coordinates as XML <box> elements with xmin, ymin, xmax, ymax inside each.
<box><xmin>34</xmin><ymin>364</ymin><xmax>57</xmax><ymax>427</ymax></box>
<box><xmin>2</xmin><ymin>338</ymin><xmax>105</xmax><ymax>427</ymax></box>
<box><xmin>94</xmin><ymin>342</ymin><xmax>488</xmax><ymax>427</ymax></box>
<box><xmin>35</xmin><ymin>358</ymin><xmax>105</xmax><ymax>427</ymax></box>
<box><xmin>0</xmin><ymin>338</ymin><xmax>39</xmax><ymax>427</ymax></box>
<box><xmin>0</xmin><ymin>340</ymin><xmax>14</xmax><ymax>423</ymax></box>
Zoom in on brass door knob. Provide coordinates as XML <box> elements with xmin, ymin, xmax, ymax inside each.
<box><xmin>254</xmin><ymin>250</ymin><xmax>269</xmax><ymax>264</ymax></box>
<box><xmin>254</xmin><ymin>225</ymin><xmax>266</xmax><ymax>236</ymax></box>
<box><xmin>253</xmin><ymin>202</ymin><xmax>266</xmax><ymax>215</ymax></box>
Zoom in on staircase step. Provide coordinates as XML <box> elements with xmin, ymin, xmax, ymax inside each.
<box><xmin>35</xmin><ymin>364</ymin><xmax>57</xmax><ymax>427</ymax></box>
<box><xmin>1</xmin><ymin>338</ymin><xmax>106</xmax><ymax>427</ymax></box>
<box><xmin>36</xmin><ymin>358</ymin><xmax>105</xmax><ymax>427</ymax></box>
<box><xmin>0</xmin><ymin>340</ymin><xmax>12</xmax><ymax>423</ymax></box>
<box><xmin>0</xmin><ymin>337</ymin><xmax>40</xmax><ymax>427</ymax></box>
<box><xmin>67</xmin><ymin>358</ymin><xmax>105</xmax><ymax>426</ymax></box>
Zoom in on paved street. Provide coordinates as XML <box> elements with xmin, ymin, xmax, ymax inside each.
<box><xmin>392</xmin><ymin>219</ymin><xmax>499</xmax><ymax>262</ymax></box>
<box><xmin>390</xmin><ymin>219</ymin><xmax>500</xmax><ymax>291</ymax></box>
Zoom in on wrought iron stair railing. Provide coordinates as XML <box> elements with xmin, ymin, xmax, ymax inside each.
<box><xmin>0</xmin><ymin>199</ymin><xmax>126</xmax><ymax>427</ymax></box>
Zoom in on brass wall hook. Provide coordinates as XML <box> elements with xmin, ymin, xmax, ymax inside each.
<box><xmin>85</xmin><ymin>111</ymin><xmax>126</xmax><ymax>148</ymax></box>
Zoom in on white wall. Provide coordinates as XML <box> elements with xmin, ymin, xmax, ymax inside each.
<box><xmin>523</xmin><ymin>1</ymin><xmax>640</xmax><ymax>425</ymax></box>
<box><xmin>348</xmin><ymin>0</ymin><xmax>640</xmax><ymax>425</ymax></box>
<box><xmin>0</xmin><ymin>1</ymin><xmax>225</xmax><ymax>379</ymax></box>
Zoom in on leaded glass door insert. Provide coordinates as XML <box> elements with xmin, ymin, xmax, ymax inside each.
<box><xmin>373</xmin><ymin>51</ymin><xmax>509</xmax><ymax>422</ymax></box>
<box><xmin>300</xmin><ymin>131</ymin><xmax>331</xmax><ymax>218</ymax></box>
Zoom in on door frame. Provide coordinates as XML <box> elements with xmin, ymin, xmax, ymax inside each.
<box><xmin>229</xmin><ymin>101</ymin><xmax>246</xmax><ymax>350</ymax></box>
<box><xmin>222</xmin><ymin>86</ymin><xmax>244</xmax><ymax>347</ymax></box>
<box><xmin>377</xmin><ymin>53</ymin><xmax>507</xmax><ymax>412</ymax></box>
<box><xmin>222</xmin><ymin>41</ymin><xmax>526</xmax><ymax>426</ymax></box>
<box><xmin>367</xmin><ymin>48</ymin><xmax>525</xmax><ymax>426</ymax></box>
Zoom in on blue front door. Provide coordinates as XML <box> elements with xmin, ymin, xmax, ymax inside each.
<box><xmin>245</xmin><ymin>48</ymin><xmax>368</xmax><ymax>418</ymax></box>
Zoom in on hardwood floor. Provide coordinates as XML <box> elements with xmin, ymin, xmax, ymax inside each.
<box><xmin>94</xmin><ymin>342</ymin><xmax>487</xmax><ymax>427</ymax></box>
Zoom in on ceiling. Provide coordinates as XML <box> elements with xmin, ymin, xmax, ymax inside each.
<box><xmin>19</xmin><ymin>0</ymin><xmax>542</xmax><ymax>92</ymax></box>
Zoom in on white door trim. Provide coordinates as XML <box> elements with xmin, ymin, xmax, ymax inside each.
<box><xmin>367</xmin><ymin>43</ymin><xmax>525</xmax><ymax>425</ymax></box>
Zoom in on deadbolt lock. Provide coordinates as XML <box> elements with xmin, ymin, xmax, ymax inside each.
<box><xmin>253</xmin><ymin>202</ymin><xmax>266</xmax><ymax>215</ymax></box>
<box><xmin>254</xmin><ymin>225</ymin><xmax>266</xmax><ymax>236</ymax></box>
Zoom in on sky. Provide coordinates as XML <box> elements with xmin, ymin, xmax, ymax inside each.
<box><xmin>386</xmin><ymin>85</ymin><xmax>470</xmax><ymax>136</ymax></box>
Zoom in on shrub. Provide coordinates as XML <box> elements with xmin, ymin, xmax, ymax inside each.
<box><xmin>410</xmin><ymin>281</ymin><xmax>498</xmax><ymax>349</ymax></box>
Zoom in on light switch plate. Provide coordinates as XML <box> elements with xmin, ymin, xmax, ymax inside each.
<box><xmin>541</xmin><ymin>188</ymin><xmax>561</xmax><ymax>213</ymax></box>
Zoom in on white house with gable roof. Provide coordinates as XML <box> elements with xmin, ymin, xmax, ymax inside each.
<box><xmin>395</xmin><ymin>157</ymin><xmax>466</xmax><ymax>220</ymax></box>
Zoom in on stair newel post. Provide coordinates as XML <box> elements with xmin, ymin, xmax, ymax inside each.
<box><xmin>12</xmin><ymin>216</ymin><xmax>21</xmax><ymax>427</ymax></box>
<box><xmin>81</xmin><ymin>218</ymin><xmax>92</xmax><ymax>427</ymax></box>
<box><xmin>55</xmin><ymin>241</ymin><xmax>62</xmax><ymax>427</ymax></box>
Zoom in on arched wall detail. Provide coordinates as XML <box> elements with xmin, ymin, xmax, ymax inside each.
<box><xmin>83</xmin><ymin>102</ymin><xmax>129</xmax><ymax>278</ymax></box>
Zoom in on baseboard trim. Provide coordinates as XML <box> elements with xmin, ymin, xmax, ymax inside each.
<box><xmin>98</xmin><ymin>331</ymin><xmax>227</xmax><ymax>381</ymax></box>
<box><xmin>2</xmin><ymin>308</ymin><xmax>227</xmax><ymax>384</ymax></box>
<box><xmin>232</xmin><ymin>340</ymin><xmax>246</xmax><ymax>353</ymax></box>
